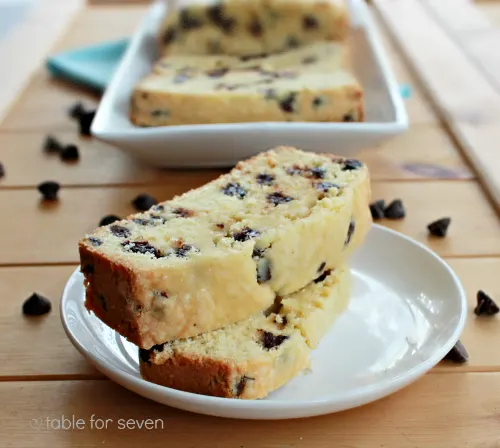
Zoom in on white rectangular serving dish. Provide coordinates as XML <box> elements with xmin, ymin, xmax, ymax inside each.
<box><xmin>91</xmin><ymin>0</ymin><xmax>408</xmax><ymax>168</ymax></box>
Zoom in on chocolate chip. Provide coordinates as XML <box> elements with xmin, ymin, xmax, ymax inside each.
<box><xmin>235</xmin><ymin>375</ymin><xmax>254</xmax><ymax>396</ymax></box>
<box><xmin>260</xmin><ymin>331</ymin><xmax>289</xmax><ymax>350</ymax></box>
<box><xmin>286</xmin><ymin>165</ymin><xmax>302</xmax><ymax>176</ymax></box>
<box><xmin>78</xmin><ymin>111</ymin><xmax>95</xmax><ymax>136</ymax></box>
<box><xmin>88</xmin><ymin>236</ymin><xmax>102</xmax><ymax>247</ymax></box>
<box><xmin>216</xmin><ymin>223</ymin><xmax>225</xmax><ymax>230</ymax></box>
<box><xmin>139</xmin><ymin>348</ymin><xmax>151</xmax><ymax>364</ymax></box>
<box><xmin>110</xmin><ymin>225</ymin><xmax>131</xmax><ymax>238</ymax></box>
<box><xmin>38</xmin><ymin>181</ymin><xmax>60</xmax><ymax>201</ymax></box>
<box><xmin>256</xmin><ymin>173</ymin><xmax>275</xmax><ymax>185</ymax></box>
<box><xmin>443</xmin><ymin>340</ymin><xmax>468</xmax><ymax>364</ymax></box>
<box><xmin>206</xmin><ymin>68</ymin><xmax>229</xmax><ymax>78</ymax></box>
<box><xmin>256</xmin><ymin>257</ymin><xmax>271</xmax><ymax>283</ymax></box>
<box><xmin>68</xmin><ymin>102</ymin><xmax>85</xmax><ymax>119</ymax></box>
<box><xmin>314</xmin><ymin>269</ymin><xmax>331</xmax><ymax>283</ymax></box>
<box><xmin>427</xmin><ymin>217</ymin><xmax>451</xmax><ymax>237</ymax></box>
<box><xmin>267</xmin><ymin>192</ymin><xmax>293</xmax><ymax>206</ymax></box>
<box><xmin>286</xmin><ymin>36</ymin><xmax>299</xmax><ymax>49</ymax></box>
<box><xmin>132</xmin><ymin>194</ymin><xmax>158</xmax><ymax>211</ymax></box>
<box><xmin>252</xmin><ymin>248</ymin><xmax>264</xmax><ymax>258</ymax></box>
<box><xmin>0</xmin><ymin>162</ymin><xmax>4</xmax><ymax>178</ymax></box>
<box><xmin>345</xmin><ymin>220</ymin><xmax>355</xmax><ymax>245</ymax></box>
<box><xmin>309</xmin><ymin>167</ymin><xmax>326</xmax><ymax>179</ymax></box>
<box><xmin>384</xmin><ymin>199</ymin><xmax>405</xmax><ymax>220</ymax></box>
<box><xmin>313</xmin><ymin>97</ymin><xmax>323</xmax><ymax>108</ymax></box>
<box><xmin>343</xmin><ymin>113</ymin><xmax>354</xmax><ymax>122</ymax></box>
<box><xmin>160</xmin><ymin>291</ymin><xmax>169</xmax><ymax>298</ymax></box>
<box><xmin>22</xmin><ymin>293</ymin><xmax>52</xmax><ymax>316</ymax></box>
<box><xmin>275</xmin><ymin>315</ymin><xmax>288</xmax><ymax>328</ymax></box>
<box><xmin>207</xmin><ymin>4</ymin><xmax>235</xmax><ymax>33</ymax></box>
<box><xmin>317</xmin><ymin>261</ymin><xmax>326</xmax><ymax>273</ymax></box>
<box><xmin>342</xmin><ymin>159</ymin><xmax>363</xmax><ymax>171</ymax></box>
<box><xmin>279</xmin><ymin>93</ymin><xmax>297</xmax><ymax>113</ymax></box>
<box><xmin>233</xmin><ymin>227</ymin><xmax>260</xmax><ymax>242</ymax></box>
<box><xmin>221</xmin><ymin>182</ymin><xmax>247</xmax><ymax>199</ymax></box>
<box><xmin>303</xmin><ymin>15</ymin><xmax>318</xmax><ymax>30</ymax></box>
<box><xmin>248</xmin><ymin>18</ymin><xmax>263</xmax><ymax>37</ymax></box>
<box><xmin>60</xmin><ymin>144</ymin><xmax>79</xmax><ymax>162</ymax></box>
<box><xmin>314</xmin><ymin>181</ymin><xmax>339</xmax><ymax>193</ymax></box>
<box><xmin>179</xmin><ymin>9</ymin><xmax>204</xmax><ymax>29</ymax></box>
<box><xmin>99</xmin><ymin>215</ymin><xmax>121</xmax><ymax>226</ymax></box>
<box><xmin>43</xmin><ymin>135</ymin><xmax>62</xmax><ymax>154</ymax></box>
<box><xmin>369</xmin><ymin>200</ymin><xmax>385</xmax><ymax>220</ymax></box>
<box><xmin>173</xmin><ymin>207</ymin><xmax>194</xmax><ymax>218</ymax></box>
<box><xmin>302</xmin><ymin>55</ymin><xmax>317</xmax><ymax>65</ymax></box>
<box><xmin>174</xmin><ymin>243</ymin><xmax>197</xmax><ymax>258</ymax></box>
<box><xmin>474</xmin><ymin>290</ymin><xmax>499</xmax><ymax>316</ymax></box>
<box><xmin>153</xmin><ymin>204</ymin><xmax>165</xmax><ymax>212</ymax></box>
<box><xmin>123</xmin><ymin>241</ymin><xmax>163</xmax><ymax>258</ymax></box>
<box><xmin>163</xmin><ymin>26</ymin><xmax>177</xmax><ymax>44</ymax></box>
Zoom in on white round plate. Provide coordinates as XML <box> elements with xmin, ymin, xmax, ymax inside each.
<box><xmin>61</xmin><ymin>225</ymin><xmax>466</xmax><ymax>420</ymax></box>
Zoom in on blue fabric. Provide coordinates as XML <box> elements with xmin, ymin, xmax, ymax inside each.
<box><xmin>45</xmin><ymin>39</ymin><xmax>129</xmax><ymax>92</ymax></box>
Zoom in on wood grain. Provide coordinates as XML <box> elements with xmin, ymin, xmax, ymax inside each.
<box><xmin>0</xmin><ymin>181</ymin><xmax>498</xmax><ymax>265</ymax></box>
<box><xmin>373</xmin><ymin>0</ymin><xmax>500</xmax><ymax>211</ymax></box>
<box><xmin>0</xmin><ymin>126</ymin><xmax>472</xmax><ymax>188</ymax></box>
<box><xmin>2</xmin><ymin>375</ymin><xmax>500</xmax><ymax>446</ymax></box>
<box><xmin>0</xmin><ymin>266</ymin><xmax>100</xmax><ymax>379</ymax></box>
<box><xmin>0</xmin><ymin>258</ymin><xmax>498</xmax><ymax>379</ymax></box>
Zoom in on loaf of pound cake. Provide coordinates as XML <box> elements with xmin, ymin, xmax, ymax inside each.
<box><xmin>79</xmin><ymin>147</ymin><xmax>371</xmax><ymax>348</ymax></box>
<box><xmin>140</xmin><ymin>266</ymin><xmax>352</xmax><ymax>399</ymax></box>
<box><xmin>158</xmin><ymin>0</ymin><xmax>349</xmax><ymax>57</ymax></box>
<box><xmin>131</xmin><ymin>43</ymin><xmax>362</xmax><ymax>127</ymax></box>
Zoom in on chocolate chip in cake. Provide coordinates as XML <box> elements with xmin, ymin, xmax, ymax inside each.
<box><xmin>153</xmin><ymin>204</ymin><xmax>165</xmax><ymax>212</ymax></box>
<box><xmin>343</xmin><ymin>113</ymin><xmax>354</xmax><ymax>122</ymax></box>
<box><xmin>302</xmin><ymin>55</ymin><xmax>317</xmax><ymax>65</ymax></box>
<box><xmin>179</xmin><ymin>9</ymin><xmax>204</xmax><ymax>29</ymax></box>
<box><xmin>369</xmin><ymin>200</ymin><xmax>385</xmax><ymax>221</ymax></box>
<box><xmin>60</xmin><ymin>144</ymin><xmax>79</xmax><ymax>162</ymax></box>
<box><xmin>110</xmin><ymin>225</ymin><xmax>131</xmax><ymax>238</ymax></box>
<box><xmin>303</xmin><ymin>14</ymin><xmax>319</xmax><ymax>30</ymax></box>
<box><xmin>236</xmin><ymin>375</ymin><xmax>254</xmax><ymax>396</ymax></box>
<box><xmin>132</xmin><ymin>194</ymin><xmax>158</xmax><ymax>211</ymax></box>
<box><xmin>139</xmin><ymin>348</ymin><xmax>151</xmax><ymax>364</ymax></box>
<box><xmin>99</xmin><ymin>215</ymin><xmax>121</xmax><ymax>226</ymax></box>
<box><xmin>279</xmin><ymin>93</ymin><xmax>297</xmax><ymax>113</ymax></box>
<box><xmin>260</xmin><ymin>331</ymin><xmax>289</xmax><ymax>350</ymax></box>
<box><xmin>124</xmin><ymin>241</ymin><xmax>163</xmax><ymax>258</ymax></box>
<box><xmin>314</xmin><ymin>269</ymin><xmax>331</xmax><ymax>283</ymax></box>
<box><xmin>43</xmin><ymin>135</ymin><xmax>62</xmax><ymax>154</ymax></box>
<box><xmin>221</xmin><ymin>182</ymin><xmax>247</xmax><ymax>199</ymax></box>
<box><xmin>267</xmin><ymin>192</ymin><xmax>293</xmax><ymax>206</ymax></box>
<box><xmin>133</xmin><ymin>218</ymin><xmax>151</xmax><ymax>226</ymax></box>
<box><xmin>78</xmin><ymin>110</ymin><xmax>96</xmax><ymax>136</ymax></box>
<box><xmin>314</xmin><ymin>181</ymin><xmax>339</xmax><ymax>193</ymax></box>
<box><xmin>163</xmin><ymin>26</ymin><xmax>177</xmax><ymax>44</ymax></box>
<box><xmin>38</xmin><ymin>181</ymin><xmax>60</xmax><ymax>201</ymax></box>
<box><xmin>384</xmin><ymin>199</ymin><xmax>405</xmax><ymax>220</ymax></box>
<box><xmin>160</xmin><ymin>291</ymin><xmax>169</xmax><ymax>298</ymax></box>
<box><xmin>206</xmin><ymin>68</ymin><xmax>229</xmax><ymax>78</ymax></box>
<box><xmin>342</xmin><ymin>159</ymin><xmax>363</xmax><ymax>171</ymax></box>
<box><xmin>345</xmin><ymin>220</ymin><xmax>355</xmax><ymax>245</ymax></box>
<box><xmin>309</xmin><ymin>167</ymin><xmax>326</xmax><ymax>179</ymax></box>
<box><xmin>216</xmin><ymin>223</ymin><xmax>225</xmax><ymax>230</ymax></box>
<box><xmin>443</xmin><ymin>340</ymin><xmax>468</xmax><ymax>364</ymax></box>
<box><xmin>68</xmin><ymin>102</ymin><xmax>85</xmax><ymax>119</ymax></box>
<box><xmin>88</xmin><ymin>236</ymin><xmax>103</xmax><ymax>247</ymax></box>
<box><xmin>286</xmin><ymin>36</ymin><xmax>299</xmax><ymax>49</ymax></box>
<box><xmin>207</xmin><ymin>4</ymin><xmax>235</xmax><ymax>33</ymax></box>
<box><xmin>173</xmin><ymin>207</ymin><xmax>194</xmax><ymax>218</ymax></box>
<box><xmin>174</xmin><ymin>243</ymin><xmax>197</xmax><ymax>258</ymax></box>
<box><xmin>286</xmin><ymin>165</ymin><xmax>302</xmax><ymax>176</ymax></box>
<box><xmin>248</xmin><ymin>18</ymin><xmax>263</xmax><ymax>37</ymax></box>
<box><xmin>233</xmin><ymin>227</ymin><xmax>260</xmax><ymax>242</ymax></box>
<box><xmin>317</xmin><ymin>261</ymin><xmax>326</xmax><ymax>273</ymax></box>
<box><xmin>474</xmin><ymin>290</ymin><xmax>499</xmax><ymax>316</ymax></box>
<box><xmin>22</xmin><ymin>293</ymin><xmax>52</xmax><ymax>316</ymax></box>
<box><xmin>313</xmin><ymin>97</ymin><xmax>324</xmax><ymax>108</ymax></box>
<box><xmin>256</xmin><ymin>173</ymin><xmax>275</xmax><ymax>185</ymax></box>
<box><xmin>82</xmin><ymin>264</ymin><xmax>94</xmax><ymax>274</ymax></box>
<box><xmin>0</xmin><ymin>162</ymin><xmax>4</xmax><ymax>178</ymax></box>
<box><xmin>427</xmin><ymin>217</ymin><xmax>451</xmax><ymax>238</ymax></box>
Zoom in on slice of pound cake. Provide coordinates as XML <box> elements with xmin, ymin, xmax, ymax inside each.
<box><xmin>79</xmin><ymin>147</ymin><xmax>371</xmax><ymax>348</ymax></box>
<box><xmin>158</xmin><ymin>0</ymin><xmax>349</xmax><ymax>57</ymax></box>
<box><xmin>139</xmin><ymin>266</ymin><xmax>352</xmax><ymax>399</ymax></box>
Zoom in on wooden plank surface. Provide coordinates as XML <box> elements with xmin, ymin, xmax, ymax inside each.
<box><xmin>0</xmin><ymin>181</ymin><xmax>499</xmax><ymax>265</ymax></box>
<box><xmin>1</xmin><ymin>258</ymin><xmax>498</xmax><ymax>379</ymax></box>
<box><xmin>2</xmin><ymin>375</ymin><xmax>500</xmax><ymax>446</ymax></box>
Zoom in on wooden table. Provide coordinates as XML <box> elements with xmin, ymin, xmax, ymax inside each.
<box><xmin>1</xmin><ymin>1</ymin><xmax>500</xmax><ymax>446</ymax></box>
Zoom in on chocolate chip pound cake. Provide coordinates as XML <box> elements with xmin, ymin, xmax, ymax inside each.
<box><xmin>79</xmin><ymin>147</ymin><xmax>371</xmax><ymax>348</ymax></box>
<box><xmin>131</xmin><ymin>61</ymin><xmax>362</xmax><ymax>126</ymax></box>
<box><xmin>139</xmin><ymin>266</ymin><xmax>352</xmax><ymax>399</ymax></box>
<box><xmin>158</xmin><ymin>0</ymin><xmax>349</xmax><ymax>57</ymax></box>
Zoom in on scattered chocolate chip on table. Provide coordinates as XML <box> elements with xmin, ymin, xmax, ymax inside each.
<box><xmin>369</xmin><ymin>199</ymin><xmax>385</xmax><ymax>220</ymax></box>
<box><xmin>37</xmin><ymin>181</ymin><xmax>60</xmax><ymax>201</ymax></box>
<box><xmin>22</xmin><ymin>293</ymin><xmax>52</xmax><ymax>316</ymax></box>
<box><xmin>60</xmin><ymin>144</ymin><xmax>80</xmax><ymax>162</ymax></box>
<box><xmin>427</xmin><ymin>217</ymin><xmax>451</xmax><ymax>237</ymax></box>
<box><xmin>474</xmin><ymin>290</ymin><xmax>499</xmax><ymax>316</ymax></box>
<box><xmin>99</xmin><ymin>215</ymin><xmax>121</xmax><ymax>227</ymax></box>
<box><xmin>384</xmin><ymin>199</ymin><xmax>405</xmax><ymax>220</ymax></box>
<box><xmin>443</xmin><ymin>340</ymin><xmax>469</xmax><ymax>364</ymax></box>
<box><xmin>132</xmin><ymin>193</ymin><xmax>159</xmax><ymax>211</ymax></box>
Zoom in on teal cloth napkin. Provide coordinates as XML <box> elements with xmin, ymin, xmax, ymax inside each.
<box><xmin>45</xmin><ymin>39</ymin><xmax>129</xmax><ymax>92</ymax></box>
<box><xmin>45</xmin><ymin>39</ymin><xmax>414</xmax><ymax>99</ymax></box>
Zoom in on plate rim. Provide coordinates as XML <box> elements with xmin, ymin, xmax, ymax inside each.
<box><xmin>60</xmin><ymin>224</ymin><xmax>467</xmax><ymax>418</ymax></box>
